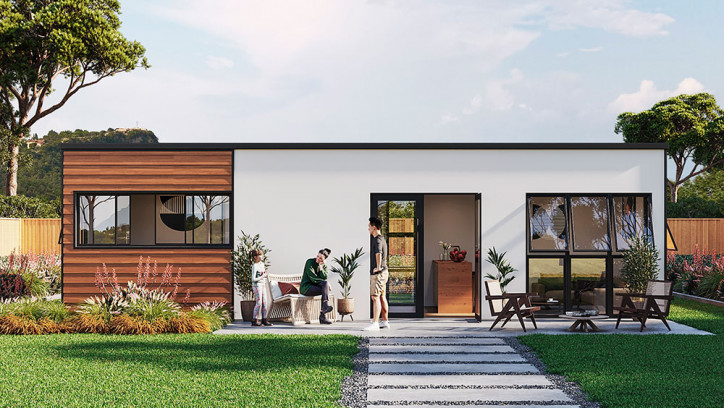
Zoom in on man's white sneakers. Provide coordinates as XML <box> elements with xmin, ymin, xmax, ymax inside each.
<box><xmin>363</xmin><ymin>322</ymin><xmax>380</xmax><ymax>331</ymax></box>
<box><xmin>379</xmin><ymin>320</ymin><xmax>391</xmax><ymax>329</ymax></box>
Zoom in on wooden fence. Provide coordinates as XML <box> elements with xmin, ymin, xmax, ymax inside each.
<box><xmin>668</xmin><ymin>218</ymin><xmax>724</xmax><ymax>254</ymax></box>
<box><xmin>0</xmin><ymin>218</ymin><xmax>61</xmax><ymax>256</ymax></box>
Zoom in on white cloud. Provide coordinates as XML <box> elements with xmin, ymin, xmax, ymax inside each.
<box><xmin>205</xmin><ymin>56</ymin><xmax>234</xmax><ymax>70</ymax></box>
<box><xmin>485</xmin><ymin>69</ymin><xmax>524</xmax><ymax>111</ymax></box>
<box><xmin>462</xmin><ymin>95</ymin><xmax>483</xmax><ymax>115</ymax></box>
<box><xmin>556</xmin><ymin>51</ymin><xmax>570</xmax><ymax>58</ymax></box>
<box><xmin>543</xmin><ymin>0</ymin><xmax>675</xmax><ymax>37</ymax></box>
<box><xmin>608</xmin><ymin>78</ymin><xmax>706</xmax><ymax>113</ymax></box>
<box><xmin>579</xmin><ymin>46</ymin><xmax>603</xmax><ymax>52</ymax></box>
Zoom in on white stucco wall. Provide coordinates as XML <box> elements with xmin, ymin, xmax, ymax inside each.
<box><xmin>233</xmin><ymin>148</ymin><xmax>665</xmax><ymax>320</ymax></box>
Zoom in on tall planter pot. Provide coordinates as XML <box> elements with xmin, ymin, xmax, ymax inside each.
<box><xmin>240</xmin><ymin>300</ymin><xmax>256</xmax><ymax>322</ymax></box>
<box><xmin>337</xmin><ymin>298</ymin><xmax>355</xmax><ymax>321</ymax></box>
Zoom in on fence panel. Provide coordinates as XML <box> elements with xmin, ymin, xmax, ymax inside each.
<box><xmin>668</xmin><ymin>218</ymin><xmax>724</xmax><ymax>254</ymax></box>
<box><xmin>0</xmin><ymin>218</ymin><xmax>22</xmax><ymax>256</ymax></box>
<box><xmin>20</xmin><ymin>218</ymin><xmax>62</xmax><ymax>255</ymax></box>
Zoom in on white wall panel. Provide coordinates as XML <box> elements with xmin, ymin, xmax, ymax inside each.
<box><xmin>233</xmin><ymin>149</ymin><xmax>665</xmax><ymax>320</ymax></box>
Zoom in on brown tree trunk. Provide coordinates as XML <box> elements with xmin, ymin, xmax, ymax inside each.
<box><xmin>4</xmin><ymin>143</ymin><xmax>19</xmax><ymax>196</ymax></box>
<box><xmin>667</xmin><ymin>180</ymin><xmax>678</xmax><ymax>203</ymax></box>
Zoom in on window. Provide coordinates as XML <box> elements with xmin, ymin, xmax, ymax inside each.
<box><xmin>612</xmin><ymin>195</ymin><xmax>653</xmax><ymax>251</ymax></box>
<box><xmin>570</xmin><ymin>196</ymin><xmax>610</xmax><ymax>251</ymax></box>
<box><xmin>528</xmin><ymin>196</ymin><xmax>568</xmax><ymax>251</ymax></box>
<box><xmin>526</xmin><ymin>193</ymin><xmax>654</xmax><ymax>316</ymax></box>
<box><xmin>77</xmin><ymin>195</ymin><xmax>130</xmax><ymax>245</ymax></box>
<box><xmin>76</xmin><ymin>192</ymin><xmax>231</xmax><ymax>247</ymax></box>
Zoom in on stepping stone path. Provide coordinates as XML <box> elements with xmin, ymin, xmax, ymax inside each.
<box><xmin>366</xmin><ymin>337</ymin><xmax>579</xmax><ymax>407</ymax></box>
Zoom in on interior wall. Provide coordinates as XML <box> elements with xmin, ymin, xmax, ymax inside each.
<box><xmin>130</xmin><ymin>194</ymin><xmax>155</xmax><ymax>245</ymax></box>
<box><xmin>423</xmin><ymin>195</ymin><xmax>476</xmax><ymax>307</ymax></box>
<box><xmin>155</xmin><ymin>195</ymin><xmax>185</xmax><ymax>244</ymax></box>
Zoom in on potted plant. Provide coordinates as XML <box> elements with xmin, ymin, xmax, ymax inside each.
<box><xmin>485</xmin><ymin>247</ymin><xmax>516</xmax><ymax>293</ymax></box>
<box><xmin>621</xmin><ymin>236</ymin><xmax>659</xmax><ymax>306</ymax></box>
<box><xmin>331</xmin><ymin>247</ymin><xmax>365</xmax><ymax>320</ymax></box>
<box><xmin>232</xmin><ymin>231</ymin><xmax>271</xmax><ymax>322</ymax></box>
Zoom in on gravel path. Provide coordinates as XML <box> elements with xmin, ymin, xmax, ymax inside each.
<box><xmin>339</xmin><ymin>336</ymin><xmax>599</xmax><ymax>407</ymax></box>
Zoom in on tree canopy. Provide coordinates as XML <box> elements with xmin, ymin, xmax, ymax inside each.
<box><xmin>0</xmin><ymin>0</ymin><xmax>148</xmax><ymax>195</ymax></box>
<box><xmin>615</xmin><ymin>93</ymin><xmax>724</xmax><ymax>202</ymax></box>
<box><xmin>0</xmin><ymin>128</ymin><xmax>158</xmax><ymax>201</ymax></box>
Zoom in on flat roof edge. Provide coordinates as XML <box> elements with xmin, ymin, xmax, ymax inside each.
<box><xmin>60</xmin><ymin>142</ymin><xmax>669</xmax><ymax>151</ymax></box>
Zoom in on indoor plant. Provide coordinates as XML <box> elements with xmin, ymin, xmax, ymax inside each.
<box><xmin>331</xmin><ymin>247</ymin><xmax>365</xmax><ymax>320</ymax></box>
<box><xmin>232</xmin><ymin>231</ymin><xmax>271</xmax><ymax>321</ymax></box>
<box><xmin>485</xmin><ymin>247</ymin><xmax>516</xmax><ymax>293</ymax></box>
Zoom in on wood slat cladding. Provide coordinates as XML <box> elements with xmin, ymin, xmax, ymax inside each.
<box><xmin>62</xmin><ymin>150</ymin><xmax>233</xmax><ymax>306</ymax></box>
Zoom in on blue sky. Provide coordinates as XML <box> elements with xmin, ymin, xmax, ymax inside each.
<box><xmin>32</xmin><ymin>0</ymin><xmax>724</xmax><ymax>143</ymax></box>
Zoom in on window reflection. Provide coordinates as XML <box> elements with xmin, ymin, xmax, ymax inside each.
<box><xmin>570</xmin><ymin>196</ymin><xmax>610</xmax><ymax>251</ymax></box>
<box><xmin>612</xmin><ymin>196</ymin><xmax>653</xmax><ymax>250</ymax></box>
<box><xmin>529</xmin><ymin>197</ymin><xmax>568</xmax><ymax>251</ymax></box>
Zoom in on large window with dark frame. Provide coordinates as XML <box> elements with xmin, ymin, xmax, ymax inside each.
<box><xmin>76</xmin><ymin>193</ymin><xmax>230</xmax><ymax>247</ymax></box>
<box><xmin>526</xmin><ymin>193</ymin><xmax>653</xmax><ymax>316</ymax></box>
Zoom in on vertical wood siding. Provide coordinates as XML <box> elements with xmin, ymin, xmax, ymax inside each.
<box><xmin>62</xmin><ymin>150</ymin><xmax>233</xmax><ymax>305</ymax></box>
<box><xmin>0</xmin><ymin>218</ymin><xmax>21</xmax><ymax>256</ymax></box>
<box><xmin>668</xmin><ymin>218</ymin><xmax>724</xmax><ymax>254</ymax></box>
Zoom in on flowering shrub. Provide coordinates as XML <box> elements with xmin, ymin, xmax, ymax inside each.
<box><xmin>188</xmin><ymin>301</ymin><xmax>231</xmax><ymax>331</ymax></box>
<box><xmin>0</xmin><ymin>251</ymin><xmax>61</xmax><ymax>295</ymax></box>
<box><xmin>669</xmin><ymin>245</ymin><xmax>724</xmax><ymax>300</ymax></box>
<box><xmin>0</xmin><ymin>273</ymin><xmax>26</xmax><ymax>300</ymax></box>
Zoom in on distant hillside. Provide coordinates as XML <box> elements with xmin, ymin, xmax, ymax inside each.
<box><xmin>9</xmin><ymin>128</ymin><xmax>158</xmax><ymax>201</ymax></box>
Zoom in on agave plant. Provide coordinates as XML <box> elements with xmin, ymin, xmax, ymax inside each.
<box><xmin>485</xmin><ymin>247</ymin><xmax>516</xmax><ymax>293</ymax></box>
<box><xmin>331</xmin><ymin>248</ymin><xmax>365</xmax><ymax>299</ymax></box>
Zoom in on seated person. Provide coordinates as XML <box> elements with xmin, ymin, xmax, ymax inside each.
<box><xmin>300</xmin><ymin>248</ymin><xmax>334</xmax><ymax>324</ymax></box>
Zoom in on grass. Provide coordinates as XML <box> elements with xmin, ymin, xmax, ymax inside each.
<box><xmin>519</xmin><ymin>298</ymin><xmax>724</xmax><ymax>408</ymax></box>
<box><xmin>0</xmin><ymin>333</ymin><xmax>359</xmax><ymax>408</ymax></box>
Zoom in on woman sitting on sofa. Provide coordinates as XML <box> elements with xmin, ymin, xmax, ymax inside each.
<box><xmin>300</xmin><ymin>248</ymin><xmax>334</xmax><ymax>324</ymax></box>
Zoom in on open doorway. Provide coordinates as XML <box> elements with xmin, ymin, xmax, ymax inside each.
<box><xmin>371</xmin><ymin>193</ymin><xmax>482</xmax><ymax>319</ymax></box>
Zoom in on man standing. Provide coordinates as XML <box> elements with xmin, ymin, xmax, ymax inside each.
<box><xmin>364</xmin><ymin>216</ymin><xmax>389</xmax><ymax>331</ymax></box>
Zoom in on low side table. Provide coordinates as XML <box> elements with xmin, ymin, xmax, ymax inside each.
<box><xmin>559</xmin><ymin>314</ymin><xmax>608</xmax><ymax>332</ymax></box>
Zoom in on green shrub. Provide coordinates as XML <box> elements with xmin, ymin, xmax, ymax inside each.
<box><xmin>188</xmin><ymin>301</ymin><xmax>231</xmax><ymax>331</ymax></box>
<box><xmin>621</xmin><ymin>236</ymin><xmax>659</xmax><ymax>293</ymax></box>
<box><xmin>21</xmin><ymin>273</ymin><xmax>49</xmax><ymax>297</ymax></box>
<box><xmin>0</xmin><ymin>195</ymin><xmax>60</xmax><ymax>218</ymax></box>
<box><xmin>42</xmin><ymin>299</ymin><xmax>70</xmax><ymax>323</ymax></box>
<box><xmin>126</xmin><ymin>296</ymin><xmax>181</xmax><ymax>321</ymax></box>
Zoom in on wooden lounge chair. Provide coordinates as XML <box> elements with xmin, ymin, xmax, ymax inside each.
<box><xmin>485</xmin><ymin>280</ymin><xmax>540</xmax><ymax>332</ymax></box>
<box><xmin>265</xmin><ymin>273</ymin><xmax>336</xmax><ymax>325</ymax></box>
<box><xmin>614</xmin><ymin>279</ymin><xmax>673</xmax><ymax>332</ymax></box>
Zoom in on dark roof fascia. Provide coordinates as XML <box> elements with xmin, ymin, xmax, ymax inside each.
<box><xmin>60</xmin><ymin>142</ymin><xmax>669</xmax><ymax>151</ymax></box>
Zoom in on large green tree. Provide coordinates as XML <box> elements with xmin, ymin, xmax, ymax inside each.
<box><xmin>615</xmin><ymin>93</ymin><xmax>724</xmax><ymax>202</ymax></box>
<box><xmin>0</xmin><ymin>0</ymin><xmax>148</xmax><ymax>195</ymax></box>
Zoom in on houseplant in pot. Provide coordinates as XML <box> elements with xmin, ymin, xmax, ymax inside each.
<box><xmin>232</xmin><ymin>231</ymin><xmax>271</xmax><ymax>322</ymax></box>
<box><xmin>331</xmin><ymin>247</ymin><xmax>365</xmax><ymax>320</ymax></box>
<box><xmin>485</xmin><ymin>247</ymin><xmax>516</xmax><ymax>293</ymax></box>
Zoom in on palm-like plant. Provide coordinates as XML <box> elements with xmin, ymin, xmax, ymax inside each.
<box><xmin>331</xmin><ymin>248</ymin><xmax>365</xmax><ymax>299</ymax></box>
<box><xmin>485</xmin><ymin>247</ymin><xmax>516</xmax><ymax>293</ymax></box>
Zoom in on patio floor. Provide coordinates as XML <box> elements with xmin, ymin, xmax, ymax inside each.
<box><xmin>215</xmin><ymin>317</ymin><xmax>712</xmax><ymax>336</ymax></box>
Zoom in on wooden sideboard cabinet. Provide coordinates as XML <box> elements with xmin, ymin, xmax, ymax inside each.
<box><xmin>432</xmin><ymin>260</ymin><xmax>473</xmax><ymax>314</ymax></box>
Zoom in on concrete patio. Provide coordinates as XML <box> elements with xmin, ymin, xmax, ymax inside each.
<box><xmin>215</xmin><ymin>317</ymin><xmax>712</xmax><ymax>336</ymax></box>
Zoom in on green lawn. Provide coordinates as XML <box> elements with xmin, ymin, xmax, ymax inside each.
<box><xmin>0</xmin><ymin>333</ymin><xmax>359</xmax><ymax>408</ymax></box>
<box><xmin>519</xmin><ymin>298</ymin><xmax>724</xmax><ymax>408</ymax></box>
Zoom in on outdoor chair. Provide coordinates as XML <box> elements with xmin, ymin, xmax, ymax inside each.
<box><xmin>614</xmin><ymin>279</ymin><xmax>673</xmax><ymax>332</ymax></box>
<box><xmin>265</xmin><ymin>273</ymin><xmax>336</xmax><ymax>325</ymax></box>
<box><xmin>485</xmin><ymin>280</ymin><xmax>540</xmax><ymax>332</ymax></box>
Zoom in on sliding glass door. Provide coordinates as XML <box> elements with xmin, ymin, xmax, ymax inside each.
<box><xmin>372</xmin><ymin>194</ymin><xmax>424</xmax><ymax>318</ymax></box>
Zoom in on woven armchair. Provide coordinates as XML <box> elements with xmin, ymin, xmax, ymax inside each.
<box><xmin>265</xmin><ymin>273</ymin><xmax>336</xmax><ymax>325</ymax></box>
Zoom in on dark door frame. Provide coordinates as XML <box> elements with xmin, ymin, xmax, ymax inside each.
<box><xmin>371</xmin><ymin>192</ymin><xmax>482</xmax><ymax>319</ymax></box>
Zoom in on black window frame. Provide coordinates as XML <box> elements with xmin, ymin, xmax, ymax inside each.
<box><xmin>526</xmin><ymin>192</ymin><xmax>654</xmax><ymax>316</ymax></box>
<box><xmin>569</xmin><ymin>194</ymin><xmax>612</xmax><ymax>253</ymax></box>
<box><xmin>73</xmin><ymin>191</ymin><xmax>233</xmax><ymax>249</ymax></box>
<box><xmin>76</xmin><ymin>194</ymin><xmax>131</xmax><ymax>247</ymax></box>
